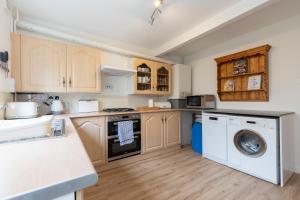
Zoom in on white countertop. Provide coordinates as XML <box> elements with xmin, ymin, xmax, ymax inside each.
<box><xmin>0</xmin><ymin>108</ymin><xmax>201</xmax><ymax>199</ymax></box>
<box><xmin>0</xmin><ymin>117</ymin><xmax>98</xmax><ymax>200</ymax></box>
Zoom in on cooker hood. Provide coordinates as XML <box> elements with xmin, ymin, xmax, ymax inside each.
<box><xmin>101</xmin><ymin>65</ymin><xmax>136</xmax><ymax>76</ymax></box>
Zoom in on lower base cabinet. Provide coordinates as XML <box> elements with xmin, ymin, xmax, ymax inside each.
<box><xmin>165</xmin><ymin>112</ymin><xmax>181</xmax><ymax>147</ymax></box>
<box><xmin>72</xmin><ymin>117</ymin><xmax>106</xmax><ymax>166</ymax></box>
<box><xmin>142</xmin><ymin>111</ymin><xmax>181</xmax><ymax>153</ymax></box>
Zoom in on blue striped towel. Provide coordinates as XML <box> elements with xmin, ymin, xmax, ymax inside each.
<box><xmin>117</xmin><ymin>120</ymin><xmax>134</xmax><ymax>146</ymax></box>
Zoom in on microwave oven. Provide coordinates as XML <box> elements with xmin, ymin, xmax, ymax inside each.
<box><xmin>186</xmin><ymin>95</ymin><xmax>216</xmax><ymax>109</ymax></box>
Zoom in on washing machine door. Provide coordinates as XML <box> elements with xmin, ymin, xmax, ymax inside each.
<box><xmin>234</xmin><ymin>130</ymin><xmax>267</xmax><ymax>157</ymax></box>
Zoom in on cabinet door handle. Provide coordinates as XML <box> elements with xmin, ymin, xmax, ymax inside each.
<box><xmin>164</xmin><ymin>116</ymin><xmax>167</xmax><ymax>122</ymax></box>
<box><xmin>62</xmin><ymin>77</ymin><xmax>66</xmax><ymax>86</ymax></box>
<box><xmin>161</xmin><ymin>117</ymin><xmax>164</xmax><ymax>123</ymax></box>
<box><xmin>69</xmin><ymin>77</ymin><xmax>72</xmax><ymax>86</ymax></box>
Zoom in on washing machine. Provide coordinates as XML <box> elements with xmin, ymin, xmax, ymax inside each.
<box><xmin>227</xmin><ymin>116</ymin><xmax>279</xmax><ymax>184</ymax></box>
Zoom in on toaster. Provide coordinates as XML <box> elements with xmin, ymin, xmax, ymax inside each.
<box><xmin>5</xmin><ymin>102</ymin><xmax>39</xmax><ymax>119</ymax></box>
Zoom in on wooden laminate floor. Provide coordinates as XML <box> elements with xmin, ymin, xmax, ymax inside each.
<box><xmin>84</xmin><ymin>146</ymin><xmax>300</xmax><ymax>200</ymax></box>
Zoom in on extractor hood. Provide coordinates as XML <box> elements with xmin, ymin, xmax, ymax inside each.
<box><xmin>101</xmin><ymin>66</ymin><xmax>136</xmax><ymax>76</ymax></box>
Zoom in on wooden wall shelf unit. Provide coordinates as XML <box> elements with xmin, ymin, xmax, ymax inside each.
<box><xmin>215</xmin><ymin>45</ymin><xmax>271</xmax><ymax>101</ymax></box>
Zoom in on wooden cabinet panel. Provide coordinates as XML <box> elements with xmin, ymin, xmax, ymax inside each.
<box><xmin>165</xmin><ymin>112</ymin><xmax>181</xmax><ymax>147</ymax></box>
<box><xmin>72</xmin><ymin>117</ymin><xmax>106</xmax><ymax>166</ymax></box>
<box><xmin>20</xmin><ymin>35</ymin><xmax>67</xmax><ymax>92</ymax></box>
<box><xmin>134</xmin><ymin>58</ymin><xmax>155</xmax><ymax>94</ymax></box>
<box><xmin>67</xmin><ymin>44</ymin><xmax>101</xmax><ymax>93</ymax></box>
<box><xmin>142</xmin><ymin>111</ymin><xmax>181</xmax><ymax>153</ymax></box>
<box><xmin>133</xmin><ymin>57</ymin><xmax>173</xmax><ymax>95</ymax></box>
<box><xmin>154</xmin><ymin>62</ymin><xmax>172</xmax><ymax>95</ymax></box>
<box><xmin>142</xmin><ymin>112</ymin><xmax>164</xmax><ymax>153</ymax></box>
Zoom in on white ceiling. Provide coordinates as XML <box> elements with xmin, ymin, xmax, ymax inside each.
<box><xmin>168</xmin><ymin>0</ymin><xmax>300</xmax><ymax>58</ymax></box>
<box><xmin>10</xmin><ymin>0</ymin><xmax>276</xmax><ymax>59</ymax></box>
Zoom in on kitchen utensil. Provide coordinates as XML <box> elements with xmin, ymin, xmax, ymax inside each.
<box><xmin>50</xmin><ymin>96</ymin><xmax>64</xmax><ymax>115</ymax></box>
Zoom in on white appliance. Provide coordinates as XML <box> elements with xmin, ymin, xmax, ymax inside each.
<box><xmin>50</xmin><ymin>96</ymin><xmax>64</xmax><ymax>115</ymax></box>
<box><xmin>5</xmin><ymin>102</ymin><xmax>39</xmax><ymax>119</ymax></box>
<box><xmin>78</xmin><ymin>100</ymin><xmax>99</xmax><ymax>113</ymax></box>
<box><xmin>154</xmin><ymin>102</ymin><xmax>171</xmax><ymax>109</ymax></box>
<box><xmin>227</xmin><ymin>116</ymin><xmax>279</xmax><ymax>184</ymax></box>
<box><xmin>202</xmin><ymin>113</ymin><xmax>228</xmax><ymax>165</ymax></box>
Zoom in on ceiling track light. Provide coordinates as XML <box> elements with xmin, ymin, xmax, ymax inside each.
<box><xmin>149</xmin><ymin>0</ymin><xmax>164</xmax><ymax>25</ymax></box>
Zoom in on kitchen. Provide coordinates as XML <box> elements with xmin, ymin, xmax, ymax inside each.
<box><xmin>0</xmin><ymin>0</ymin><xmax>300</xmax><ymax>200</ymax></box>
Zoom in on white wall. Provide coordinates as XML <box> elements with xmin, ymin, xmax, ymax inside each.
<box><xmin>184</xmin><ymin>13</ymin><xmax>300</xmax><ymax>173</ymax></box>
<box><xmin>0</xmin><ymin>0</ymin><xmax>12</xmax><ymax>119</ymax></box>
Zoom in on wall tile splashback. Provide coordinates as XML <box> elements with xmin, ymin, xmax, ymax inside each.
<box><xmin>16</xmin><ymin>93</ymin><xmax>168</xmax><ymax>115</ymax></box>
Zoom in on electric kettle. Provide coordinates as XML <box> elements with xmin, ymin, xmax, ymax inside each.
<box><xmin>50</xmin><ymin>96</ymin><xmax>64</xmax><ymax>115</ymax></box>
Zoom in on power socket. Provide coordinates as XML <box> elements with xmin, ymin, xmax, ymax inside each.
<box><xmin>104</xmin><ymin>84</ymin><xmax>113</xmax><ymax>90</ymax></box>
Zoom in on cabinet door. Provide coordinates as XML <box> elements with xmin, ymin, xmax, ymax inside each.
<box><xmin>164</xmin><ymin>112</ymin><xmax>181</xmax><ymax>147</ymax></box>
<box><xmin>73</xmin><ymin>117</ymin><xmax>106</xmax><ymax>166</ymax></box>
<box><xmin>142</xmin><ymin>113</ymin><xmax>165</xmax><ymax>153</ymax></box>
<box><xmin>134</xmin><ymin>58</ymin><xmax>156</xmax><ymax>94</ymax></box>
<box><xmin>21</xmin><ymin>35</ymin><xmax>67</xmax><ymax>92</ymax></box>
<box><xmin>154</xmin><ymin>62</ymin><xmax>172</xmax><ymax>95</ymax></box>
<box><xmin>67</xmin><ymin>44</ymin><xmax>101</xmax><ymax>93</ymax></box>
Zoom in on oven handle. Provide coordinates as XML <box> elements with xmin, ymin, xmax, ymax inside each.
<box><xmin>113</xmin><ymin>135</ymin><xmax>140</xmax><ymax>142</ymax></box>
<box><xmin>108</xmin><ymin>131</ymin><xmax>141</xmax><ymax>139</ymax></box>
<box><xmin>111</xmin><ymin>120</ymin><xmax>140</xmax><ymax>125</ymax></box>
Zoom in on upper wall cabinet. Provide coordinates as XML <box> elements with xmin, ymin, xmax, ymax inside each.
<box><xmin>134</xmin><ymin>58</ymin><xmax>155</xmax><ymax>94</ymax></box>
<box><xmin>155</xmin><ymin>62</ymin><xmax>172</xmax><ymax>95</ymax></box>
<box><xmin>133</xmin><ymin>58</ymin><xmax>172</xmax><ymax>95</ymax></box>
<box><xmin>20</xmin><ymin>34</ymin><xmax>67</xmax><ymax>92</ymax></box>
<box><xmin>67</xmin><ymin>44</ymin><xmax>101</xmax><ymax>93</ymax></box>
<box><xmin>11</xmin><ymin>33</ymin><xmax>101</xmax><ymax>93</ymax></box>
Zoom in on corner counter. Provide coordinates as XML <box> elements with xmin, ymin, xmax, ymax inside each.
<box><xmin>0</xmin><ymin>117</ymin><xmax>98</xmax><ymax>200</ymax></box>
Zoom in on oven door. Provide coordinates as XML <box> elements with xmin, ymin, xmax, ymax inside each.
<box><xmin>186</xmin><ymin>96</ymin><xmax>202</xmax><ymax>108</ymax></box>
<box><xmin>108</xmin><ymin>119</ymin><xmax>141</xmax><ymax>136</ymax></box>
<box><xmin>108</xmin><ymin>134</ymin><xmax>141</xmax><ymax>161</ymax></box>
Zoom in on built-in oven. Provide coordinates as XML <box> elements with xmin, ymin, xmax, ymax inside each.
<box><xmin>107</xmin><ymin>113</ymin><xmax>141</xmax><ymax>161</ymax></box>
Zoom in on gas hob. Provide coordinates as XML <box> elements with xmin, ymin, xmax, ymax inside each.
<box><xmin>102</xmin><ymin>108</ymin><xmax>135</xmax><ymax>113</ymax></box>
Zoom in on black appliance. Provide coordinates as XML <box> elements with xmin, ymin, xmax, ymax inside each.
<box><xmin>107</xmin><ymin>113</ymin><xmax>141</xmax><ymax>161</ymax></box>
<box><xmin>103</xmin><ymin>108</ymin><xmax>135</xmax><ymax>112</ymax></box>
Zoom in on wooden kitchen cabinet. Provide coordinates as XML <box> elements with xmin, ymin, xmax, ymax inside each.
<box><xmin>134</xmin><ymin>58</ymin><xmax>156</xmax><ymax>94</ymax></box>
<box><xmin>164</xmin><ymin>112</ymin><xmax>181</xmax><ymax>147</ymax></box>
<box><xmin>19</xmin><ymin>34</ymin><xmax>67</xmax><ymax>92</ymax></box>
<box><xmin>11</xmin><ymin>33</ymin><xmax>101</xmax><ymax>93</ymax></box>
<box><xmin>142</xmin><ymin>112</ymin><xmax>165</xmax><ymax>153</ymax></box>
<box><xmin>133</xmin><ymin>57</ymin><xmax>172</xmax><ymax>95</ymax></box>
<box><xmin>142</xmin><ymin>111</ymin><xmax>180</xmax><ymax>153</ymax></box>
<box><xmin>155</xmin><ymin>62</ymin><xmax>172</xmax><ymax>95</ymax></box>
<box><xmin>72</xmin><ymin>117</ymin><xmax>106</xmax><ymax>166</ymax></box>
<box><xmin>67</xmin><ymin>44</ymin><xmax>101</xmax><ymax>93</ymax></box>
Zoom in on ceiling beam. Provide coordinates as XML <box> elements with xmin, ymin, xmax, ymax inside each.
<box><xmin>154</xmin><ymin>0</ymin><xmax>278</xmax><ymax>56</ymax></box>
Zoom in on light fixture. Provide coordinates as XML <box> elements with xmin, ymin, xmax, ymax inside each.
<box><xmin>154</xmin><ymin>0</ymin><xmax>163</xmax><ymax>8</ymax></box>
<box><xmin>149</xmin><ymin>0</ymin><xmax>164</xmax><ymax>25</ymax></box>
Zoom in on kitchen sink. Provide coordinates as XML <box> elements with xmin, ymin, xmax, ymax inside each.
<box><xmin>0</xmin><ymin>116</ymin><xmax>66</xmax><ymax>144</ymax></box>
